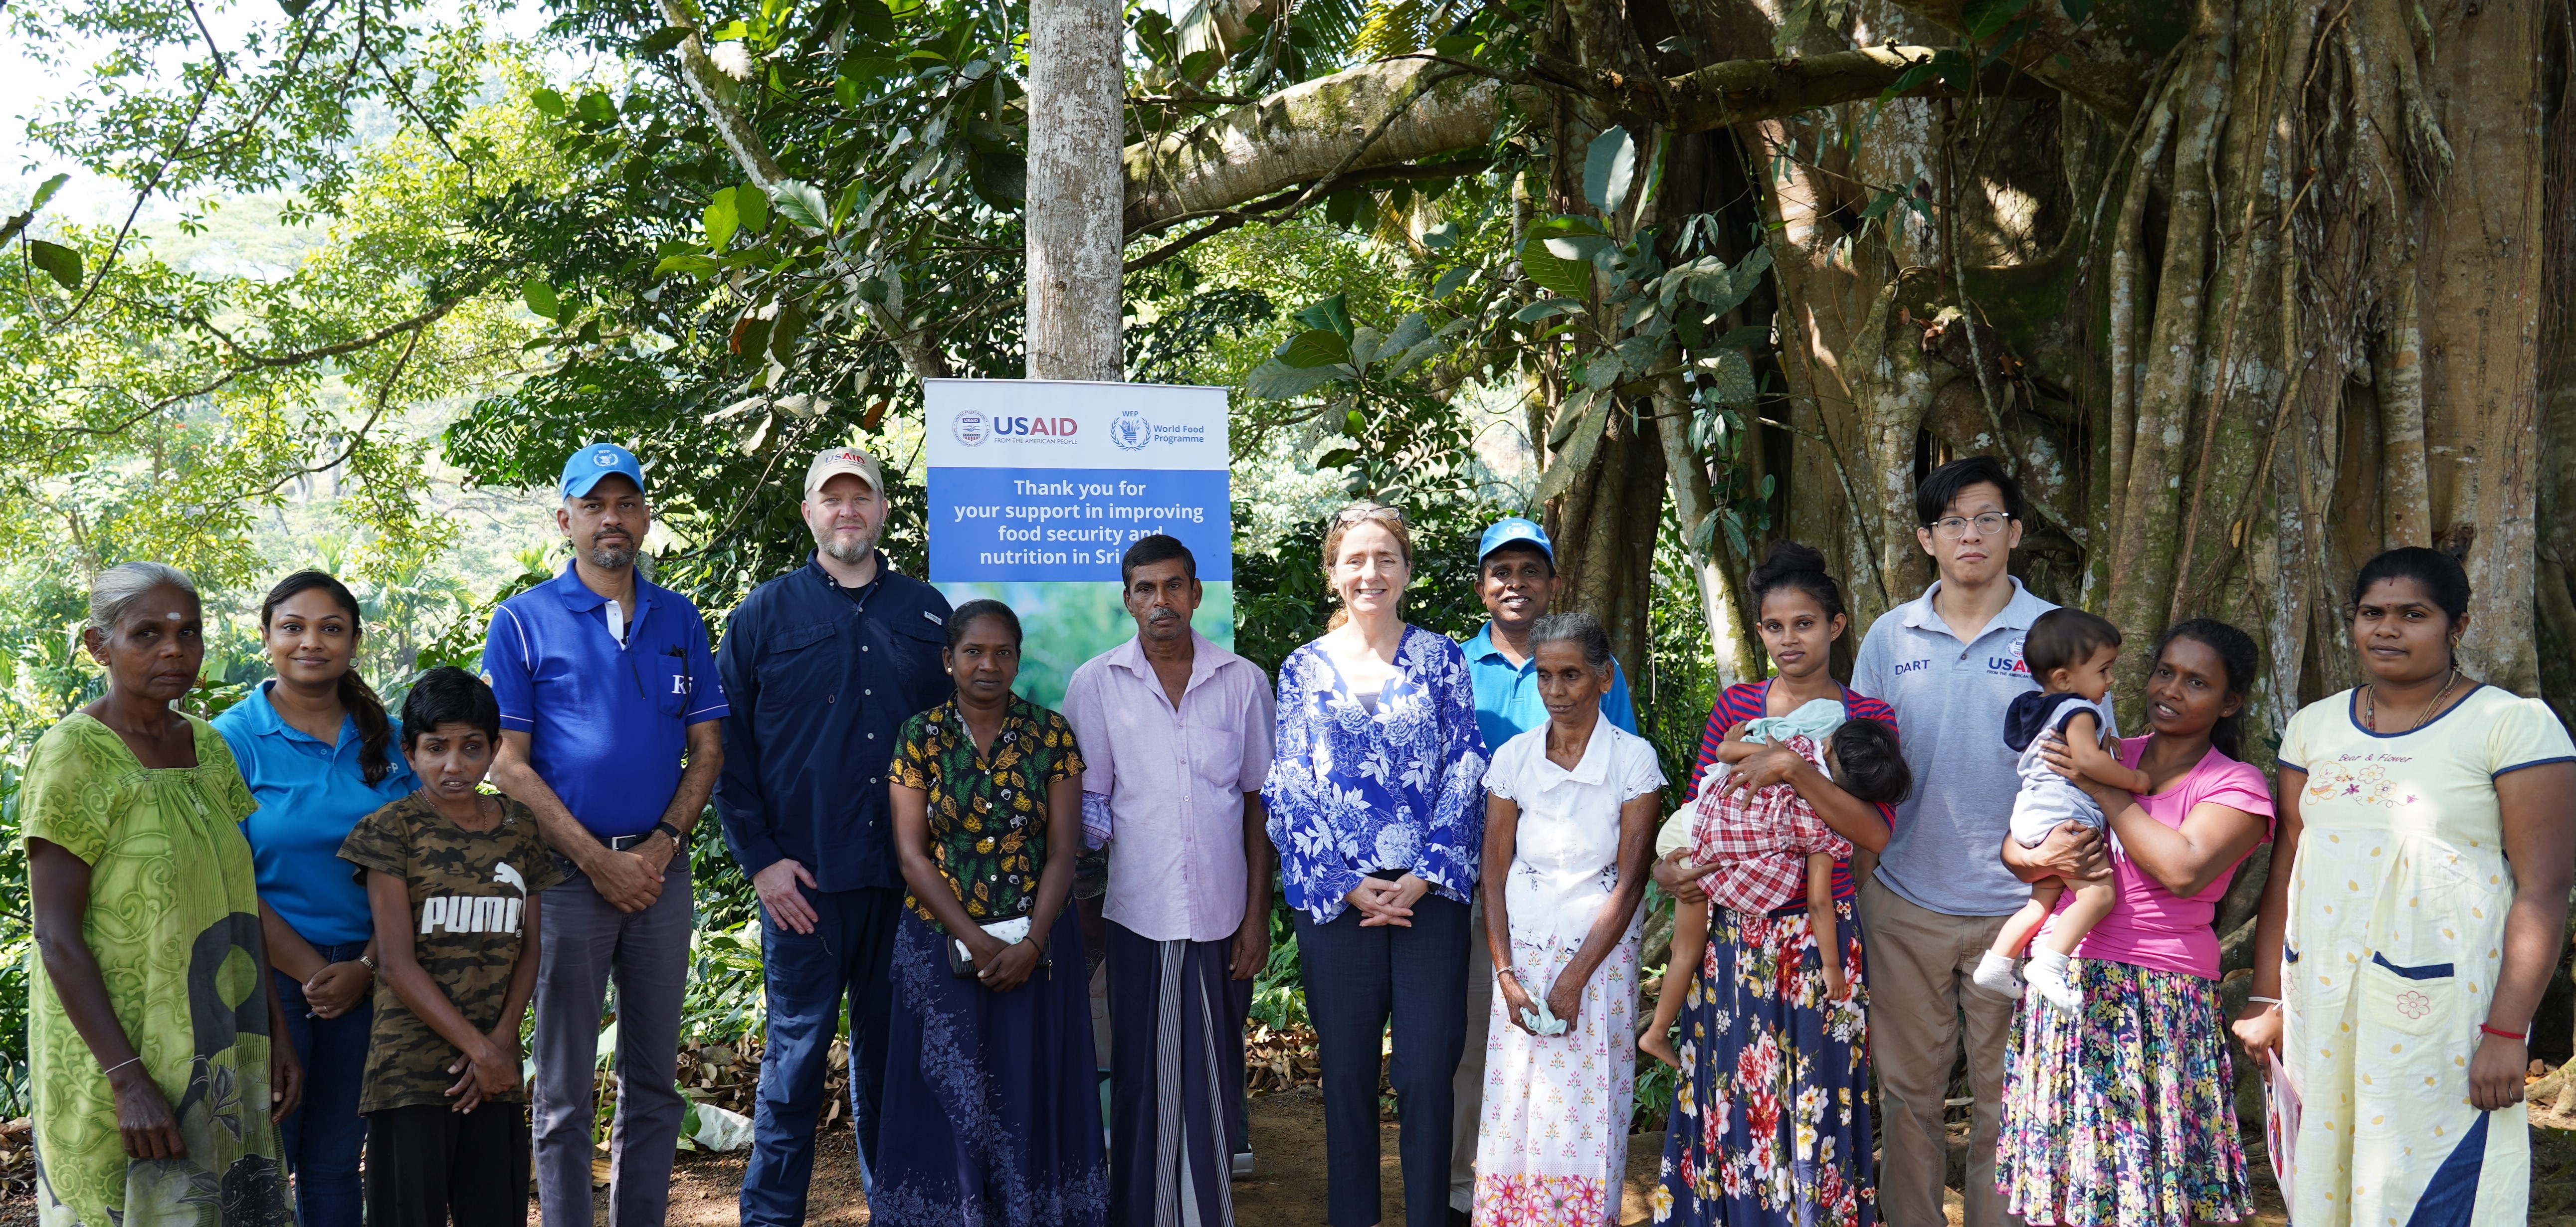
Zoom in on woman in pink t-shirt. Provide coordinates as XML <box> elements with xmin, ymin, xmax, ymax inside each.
<box><xmin>1991</xmin><ymin>619</ymin><xmax>2276</xmax><ymax>1227</ymax></box>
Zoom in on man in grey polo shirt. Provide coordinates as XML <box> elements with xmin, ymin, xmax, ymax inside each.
<box><xmin>1848</xmin><ymin>455</ymin><xmax>2065</xmax><ymax>1227</ymax></box>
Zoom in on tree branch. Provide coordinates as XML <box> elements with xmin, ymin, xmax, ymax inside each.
<box><xmin>1121</xmin><ymin>45</ymin><xmax>1983</xmax><ymax>230</ymax></box>
<box><xmin>653</xmin><ymin>0</ymin><xmax>952</xmax><ymax>382</ymax></box>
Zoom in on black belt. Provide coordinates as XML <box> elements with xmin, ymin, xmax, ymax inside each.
<box><xmin>602</xmin><ymin>832</ymin><xmax>656</xmax><ymax>851</ymax></box>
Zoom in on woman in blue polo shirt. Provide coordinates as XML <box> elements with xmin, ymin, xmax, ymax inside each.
<box><xmin>212</xmin><ymin>569</ymin><xmax>418</xmax><ymax>1227</ymax></box>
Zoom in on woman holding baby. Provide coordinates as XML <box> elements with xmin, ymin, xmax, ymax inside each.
<box><xmin>1646</xmin><ymin>541</ymin><xmax>1905</xmax><ymax>1227</ymax></box>
<box><xmin>1990</xmin><ymin>617</ymin><xmax>2275</xmax><ymax>1227</ymax></box>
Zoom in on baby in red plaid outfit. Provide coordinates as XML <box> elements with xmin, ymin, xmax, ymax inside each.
<box><xmin>1641</xmin><ymin>715</ymin><xmax>1909</xmax><ymax>1066</ymax></box>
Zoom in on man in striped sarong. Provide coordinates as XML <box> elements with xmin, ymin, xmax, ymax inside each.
<box><xmin>1062</xmin><ymin>534</ymin><xmax>1276</xmax><ymax>1227</ymax></box>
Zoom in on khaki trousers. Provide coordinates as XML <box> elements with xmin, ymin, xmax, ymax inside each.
<box><xmin>1856</xmin><ymin>876</ymin><xmax>2025</xmax><ymax>1227</ymax></box>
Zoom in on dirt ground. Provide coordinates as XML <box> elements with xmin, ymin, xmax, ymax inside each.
<box><xmin>5</xmin><ymin>1101</ymin><xmax>2572</xmax><ymax>1225</ymax></box>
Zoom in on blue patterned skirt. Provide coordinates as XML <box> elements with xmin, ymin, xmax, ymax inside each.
<box><xmin>1654</xmin><ymin>896</ymin><xmax>1875</xmax><ymax>1227</ymax></box>
<box><xmin>869</xmin><ymin>905</ymin><xmax>1109</xmax><ymax>1227</ymax></box>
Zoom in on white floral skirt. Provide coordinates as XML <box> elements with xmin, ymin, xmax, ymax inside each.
<box><xmin>1471</xmin><ymin>923</ymin><xmax>1640</xmax><ymax>1226</ymax></box>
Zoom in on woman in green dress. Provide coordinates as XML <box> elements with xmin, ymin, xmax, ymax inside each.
<box><xmin>24</xmin><ymin>562</ymin><xmax>301</xmax><ymax>1227</ymax></box>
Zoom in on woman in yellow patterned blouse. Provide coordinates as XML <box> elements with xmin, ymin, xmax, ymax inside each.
<box><xmin>2235</xmin><ymin>547</ymin><xmax>2576</xmax><ymax>1226</ymax></box>
<box><xmin>874</xmin><ymin>598</ymin><xmax>1106</xmax><ymax>1226</ymax></box>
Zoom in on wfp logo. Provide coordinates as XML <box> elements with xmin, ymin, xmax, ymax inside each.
<box><xmin>952</xmin><ymin>410</ymin><xmax>990</xmax><ymax>446</ymax></box>
<box><xmin>1111</xmin><ymin>408</ymin><xmax>1151</xmax><ymax>452</ymax></box>
<box><xmin>592</xmin><ymin>448</ymin><xmax>621</xmax><ymax>468</ymax></box>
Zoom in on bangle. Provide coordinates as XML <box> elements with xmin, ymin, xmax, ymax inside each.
<box><xmin>357</xmin><ymin>954</ymin><xmax>378</xmax><ymax>973</ymax></box>
<box><xmin>2480</xmin><ymin>1023</ymin><xmax>2527</xmax><ymax>1041</ymax></box>
<box><xmin>100</xmin><ymin>1055</ymin><xmax>142</xmax><ymax>1078</ymax></box>
<box><xmin>2246</xmin><ymin>995</ymin><xmax>2281</xmax><ymax>1006</ymax></box>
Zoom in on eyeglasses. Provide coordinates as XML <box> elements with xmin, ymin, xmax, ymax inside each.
<box><xmin>1334</xmin><ymin>505</ymin><xmax>1407</xmax><ymax>527</ymax></box>
<box><xmin>1925</xmin><ymin>512</ymin><xmax>2013</xmax><ymax>538</ymax></box>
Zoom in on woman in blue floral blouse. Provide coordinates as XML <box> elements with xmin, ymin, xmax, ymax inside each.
<box><xmin>1264</xmin><ymin>502</ymin><xmax>1490</xmax><ymax>1227</ymax></box>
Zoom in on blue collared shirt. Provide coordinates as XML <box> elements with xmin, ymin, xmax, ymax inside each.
<box><xmin>1458</xmin><ymin>624</ymin><xmax>1639</xmax><ymax>750</ymax></box>
<box><xmin>212</xmin><ymin>680</ymin><xmax>421</xmax><ymax>945</ymax></box>
<box><xmin>1851</xmin><ymin>576</ymin><xmax>2058</xmax><ymax>916</ymax></box>
<box><xmin>713</xmin><ymin>555</ymin><xmax>953</xmax><ymax>891</ymax></box>
<box><xmin>482</xmin><ymin>562</ymin><xmax>729</xmax><ymax>839</ymax></box>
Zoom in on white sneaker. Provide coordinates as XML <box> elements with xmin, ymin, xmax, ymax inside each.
<box><xmin>1972</xmin><ymin>950</ymin><xmax>2024</xmax><ymax>999</ymax></box>
<box><xmin>2025</xmin><ymin>948</ymin><xmax>2082</xmax><ymax>1012</ymax></box>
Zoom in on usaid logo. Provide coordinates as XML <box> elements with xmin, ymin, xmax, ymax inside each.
<box><xmin>952</xmin><ymin>410</ymin><xmax>990</xmax><ymax>446</ymax></box>
<box><xmin>991</xmin><ymin>415</ymin><xmax>1079</xmax><ymax>442</ymax></box>
<box><xmin>1111</xmin><ymin>408</ymin><xmax>1151</xmax><ymax>452</ymax></box>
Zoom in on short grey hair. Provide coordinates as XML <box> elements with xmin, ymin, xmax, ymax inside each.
<box><xmin>1528</xmin><ymin>611</ymin><xmax>1611</xmax><ymax>669</ymax></box>
<box><xmin>89</xmin><ymin>561</ymin><xmax>199</xmax><ymax>633</ymax></box>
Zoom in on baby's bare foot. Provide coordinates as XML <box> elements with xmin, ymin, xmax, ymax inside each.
<box><xmin>1638</xmin><ymin>1029</ymin><xmax>1679</xmax><ymax>1068</ymax></box>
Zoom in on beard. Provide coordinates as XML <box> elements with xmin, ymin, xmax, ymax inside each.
<box><xmin>814</xmin><ymin>523</ymin><xmax>881</xmax><ymax>565</ymax></box>
<box><xmin>588</xmin><ymin>537</ymin><xmax>639</xmax><ymax>570</ymax></box>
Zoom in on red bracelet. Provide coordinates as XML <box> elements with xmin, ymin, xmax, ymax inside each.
<box><xmin>2480</xmin><ymin>1024</ymin><xmax>2527</xmax><ymax>1041</ymax></box>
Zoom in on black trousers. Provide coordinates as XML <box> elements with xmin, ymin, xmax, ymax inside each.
<box><xmin>365</xmin><ymin>1102</ymin><xmax>533</xmax><ymax>1227</ymax></box>
<box><xmin>1292</xmin><ymin>883</ymin><xmax>1472</xmax><ymax>1227</ymax></box>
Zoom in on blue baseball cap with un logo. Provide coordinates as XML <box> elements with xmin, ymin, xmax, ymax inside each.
<box><xmin>1477</xmin><ymin>517</ymin><xmax>1554</xmax><ymax>565</ymax></box>
<box><xmin>561</xmin><ymin>443</ymin><xmax>647</xmax><ymax>499</ymax></box>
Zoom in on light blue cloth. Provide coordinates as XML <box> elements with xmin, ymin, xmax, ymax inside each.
<box><xmin>1738</xmin><ymin>697</ymin><xmax>1848</xmax><ymax>746</ymax></box>
<box><xmin>1458</xmin><ymin>624</ymin><xmax>1637</xmax><ymax>752</ymax></box>
<box><xmin>1850</xmin><ymin>577</ymin><xmax>2059</xmax><ymax>917</ymax></box>
<box><xmin>1263</xmin><ymin>625</ymin><xmax>1490</xmax><ymax>924</ymax></box>
<box><xmin>212</xmin><ymin>680</ymin><xmax>420</xmax><ymax>945</ymax></box>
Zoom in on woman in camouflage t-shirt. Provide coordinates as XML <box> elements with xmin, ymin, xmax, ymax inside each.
<box><xmin>872</xmin><ymin>600</ymin><xmax>1106</xmax><ymax>1226</ymax></box>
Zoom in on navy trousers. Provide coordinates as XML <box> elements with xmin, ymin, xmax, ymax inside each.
<box><xmin>739</xmin><ymin>885</ymin><xmax>902</xmax><ymax>1227</ymax></box>
<box><xmin>1293</xmin><ymin>884</ymin><xmax>1472</xmax><ymax>1227</ymax></box>
<box><xmin>274</xmin><ymin>940</ymin><xmax>374</xmax><ymax>1227</ymax></box>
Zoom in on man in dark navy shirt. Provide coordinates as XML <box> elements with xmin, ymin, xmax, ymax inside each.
<box><xmin>716</xmin><ymin>446</ymin><xmax>953</xmax><ymax>1224</ymax></box>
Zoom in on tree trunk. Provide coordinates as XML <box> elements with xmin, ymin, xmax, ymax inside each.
<box><xmin>1027</xmin><ymin>0</ymin><xmax>1126</xmax><ymax>381</ymax></box>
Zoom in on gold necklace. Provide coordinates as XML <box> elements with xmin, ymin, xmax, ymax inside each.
<box><xmin>2366</xmin><ymin>667</ymin><xmax>2459</xmax><ymax>733</ymax></box>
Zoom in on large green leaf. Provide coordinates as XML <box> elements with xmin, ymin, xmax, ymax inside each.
<box><xmin>1429</xmin><ymin>265</ymin><xmax>1474</xmax><ymax>299</ymax></box>
<box><xmin>1294</xmin><ymin>294</ymin><xmax>1354</xmax><ymax>341</ymax></box>
<box><xmin>26</xmin><ymin>240</ymin><xmax>82</xmax><ymax>291</ymax></box>
<box><xmin>29</xmin><ymin>173</ymin><xmax>69</xmax><ymax>213</ymax></box>
<box><xmin>1518</xmin><ymin>217</ymin><xmax>1606</xmax><ymax>299</ymax></box>
<box><xmin>636</xmin><ymin>25</ymin><xmax>693</xmax><ymax>56</ymax></box>
<box><xmin>1245</xmin><ymin>359</ymin><xmax>1351</xmax><ymax>399</ymax></box>
<box><xmin>769</xmin><ymin>180</ymin><xmax>833</xmax><ymax>231</ymax></box>
<box><xmin>521</xmin><ymin>277</ymin><xmax>561</xmax><ymax>319</ymax></box>
<box><xmin>1583</xmin><ymin>128</ymin><xmax>1637</xmax><ymax>213</ymax></box>
<box><xmin>702</xmin><ymin>187</ymin><xmax>740</xmax><ymax>252</ymax></box>
<box><xmin>1534</xmin><ymin>393</ymin><xmax>1613</xmax><ymax>502</ymax></box>
<box><xmin>735</xmin><ymin>181</ymin><xmax>767</xmax><ymax>234</ymax></box>
<box><xmin>1701</xmin><ymin>348</ymin><xmax>1757</xmax><ymax>406</ymax></box>
<box><xmin>1275</xmin><ymin>328</ymin><xmax>1353</xmax><ymax>368</ymax></box>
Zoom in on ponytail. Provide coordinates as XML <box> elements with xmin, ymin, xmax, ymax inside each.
<box><xmin>259</xmin><ymin>569</ymin><xmax>396</xmax><ymax>783</ymax></box>
<box><xmin>340</xmin><ymin>670</ymin><xmax>396</xmax><ymax>784</ymax></box>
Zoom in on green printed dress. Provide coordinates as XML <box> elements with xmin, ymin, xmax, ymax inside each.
<box><xmin>21</xmin><ymin>713</ymin><xmax>294</xmax><ymax>1227</ymax></box>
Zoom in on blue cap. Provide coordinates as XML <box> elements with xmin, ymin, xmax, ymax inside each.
<box><xmin>1477</xmin><ymin>517</ymin><xmax>1553</xmax><ymax>564</ymax></box>
<box><xmin>560</xmin><ymin>443</ymin><xmax>647</xmax><ymax>500</ymax></box>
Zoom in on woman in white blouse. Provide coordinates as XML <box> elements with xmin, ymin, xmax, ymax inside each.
<box><xmin>1470</xmin><ymin>612</ymin><xmax>1663</xmax><ymax>1225</ymax></box>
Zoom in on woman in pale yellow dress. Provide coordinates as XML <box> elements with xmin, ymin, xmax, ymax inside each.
<box><xmin>2234</xmin><ymin>547</ymin><xmax>2575</xmax><ymax>1226</ymax></box>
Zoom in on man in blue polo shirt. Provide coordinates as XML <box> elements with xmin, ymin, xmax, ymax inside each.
<box><xmin>1447</xmin><ymin>516</ymin><xmax>1636</xmax><ymax>1223</ymax></box>
<box><xmin>1848</xmin><ymin>455</ymin><xmax>2060</xmax><ymax>1227</ymax></box>
<box><xmin>715</xmin><ymin>446</ymin><xmax>953</xmax><ymax>1225</ymax></box>
<box><xmin>484</xmin><ymin>443</ymin><xmax>728</xmax><ymax>1227</ymax></box>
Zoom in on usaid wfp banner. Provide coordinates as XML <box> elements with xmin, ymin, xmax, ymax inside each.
<box><xmin>924</xmin><ymin>378</ymin><xmax>1232</xmax><ymax>707</ymax></box>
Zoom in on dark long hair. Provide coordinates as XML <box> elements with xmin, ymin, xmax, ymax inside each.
<box><xmin>260</xmin><ymin>570</ymin><xmax>396</xmax><ymax>785</ymax></box>
<box><xmin>2152</xmin><ymin>618</ymin><xmax>2258</xmax><ymax>760</ymax></box>
<box><xmin>1746</xmin><ymin>539</ymin><xmax>1844</xmax><ymax>622</ymax></box>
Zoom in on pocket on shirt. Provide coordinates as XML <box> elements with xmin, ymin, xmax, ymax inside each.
<box><xmin>2356</xmin><ymin>951</ymin><xmax>2457</xmax><ymax>1039</ymax></box>
<box><xmin>753</xmin><ymin>623</ymin><xmax>838</xmax><ymax>711</ymax></box>
<box><xmin>647</xmin><ymin>652</ymin><xmax>695</xmax><ymax>717</ymax></box>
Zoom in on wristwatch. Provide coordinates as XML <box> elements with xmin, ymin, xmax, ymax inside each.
<box><xmin>652</xmin><ymin>820</ymin><xmax>687</xmax><ymax>845</ymax></box>
<box><xmin>357</xmin><ymin>953</ymin><xmax>378</xmax><ymax>973</ymax></box>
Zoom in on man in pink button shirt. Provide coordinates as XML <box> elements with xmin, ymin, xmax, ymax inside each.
<box><xmin>1063</xmin><ymin>533</ymin><xmax>1276</xmax><ymax>1227</ymax></box>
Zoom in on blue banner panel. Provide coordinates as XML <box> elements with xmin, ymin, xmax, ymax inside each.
<box><xmin>927</xmin><ymin>466</ymin><xmax>1234</xmax><ymax>582</ymax></box>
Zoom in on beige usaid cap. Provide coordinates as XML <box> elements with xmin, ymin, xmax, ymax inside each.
<box><xmin>804</xmin><ymin>445</ymin><xmax>883</xmax><ymax>497</ymax></box>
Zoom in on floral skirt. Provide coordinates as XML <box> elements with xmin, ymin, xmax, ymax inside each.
<box><xmin>1472</xmin><ymin>921</ymin><xmax>1639</xmax><ymax>1226</ymax></box>
<box><xmin>1653</xmin><ymin>896</ymin><xmax>1873</xmax><ymax>1227</ymax></box>
<box><xmin>1995</xmin><ymin>959</ymin><xmax>2252</xmax><ymax>1227</ymax></box>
